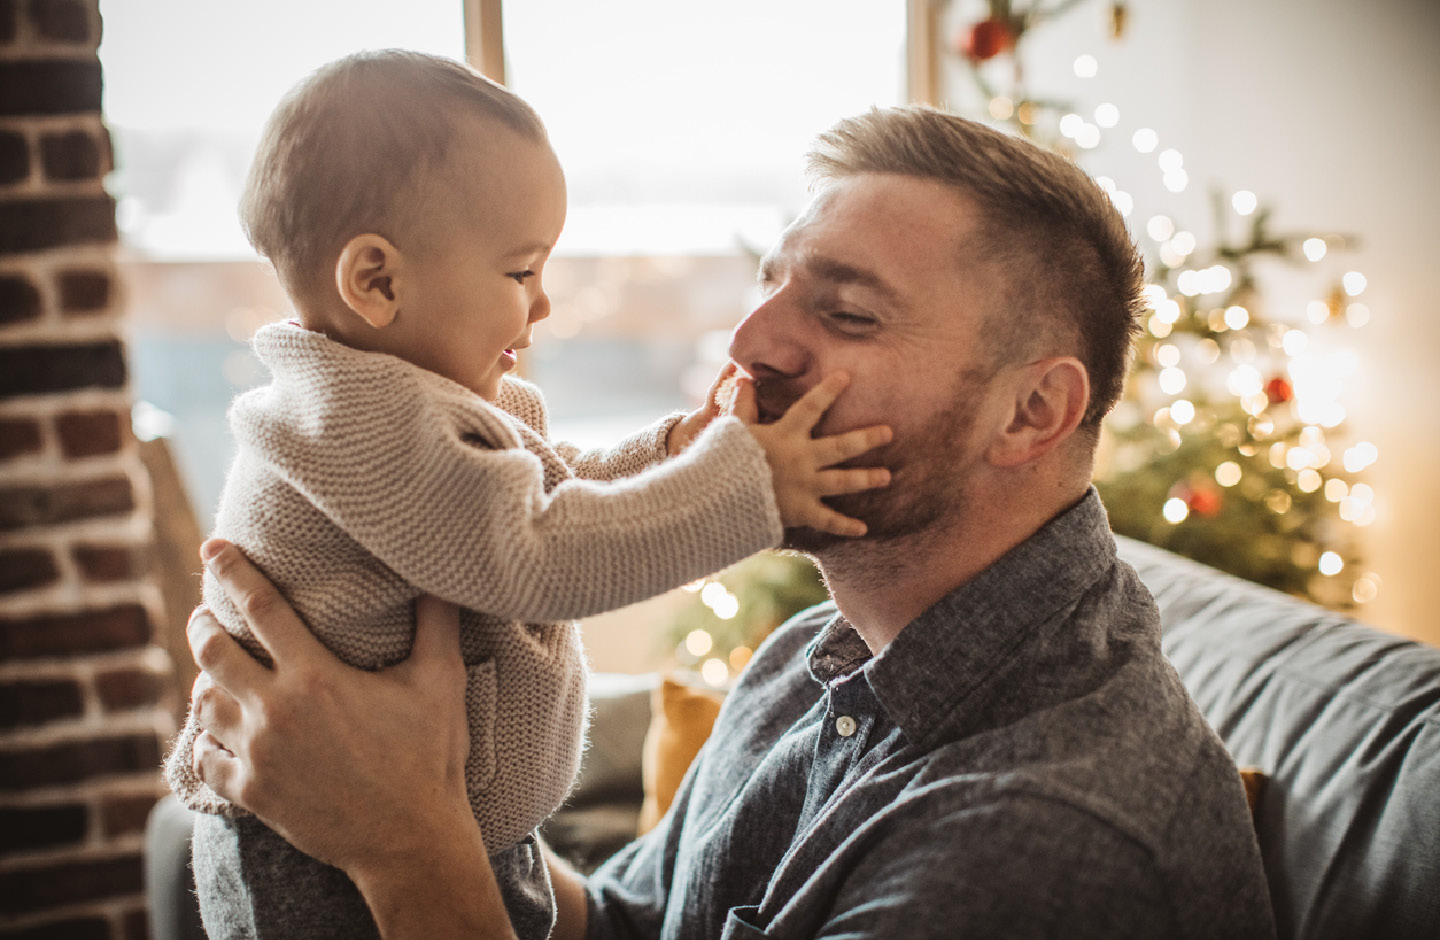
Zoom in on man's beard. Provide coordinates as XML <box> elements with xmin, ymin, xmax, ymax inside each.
<box><xmin>756</xmin><ymin>371</ymin><xmax>988</xmax><ymax>555</ymax></box>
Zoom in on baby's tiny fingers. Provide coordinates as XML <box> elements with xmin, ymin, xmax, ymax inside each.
<box><xmin>778</xmin><ymin>373</ymin><xmax>850</xmax><ymax>430</ymax></box>
<box><xmin>817</xmin><ymin>424</ymin><xmax>892</xmax><ymax>465</ymax></box>
<box><xmin>802</xmin><ymin>505</ymin><xmax>869</xmax><ymax>538</ymax></box>
<box><xmin>817</xmin><ymin>467</ymin><xmax>891</xmax><ymax>496</ymax></box>
<box><xmin>731</xmin><ymin>376</ymin><xmax>759</xmax><ymax>423</ymax></box>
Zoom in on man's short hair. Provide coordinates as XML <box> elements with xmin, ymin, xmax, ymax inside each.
<box><xmin>807</xmin><ymin>106</ymin><xmax>1145</xmax><ymax>431</ymax></box>
<box><xmin>240</xmin><ymin>49</ymin><xmax>547</xmax><ymax>295</ymax></box>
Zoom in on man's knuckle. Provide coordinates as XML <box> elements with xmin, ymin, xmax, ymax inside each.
<box><xmin>238</xmin><ymin>586</ymin><xmax>276</xmax><ymax>622</ymax></box>
<box><xmin>192</xmin><ymin>630</ymin><xmax>228</xmax><ymax>670</ymax></box>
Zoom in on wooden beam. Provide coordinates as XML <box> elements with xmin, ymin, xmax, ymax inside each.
<box><xmin>464</xmin><ymin>0</ymin><xmax>507</xmax><ymax>84</ymax></box>
<box><xmin>906</xmin><ymin>0</ymin><xmax>943</xmax><ymax>106</ymax></box>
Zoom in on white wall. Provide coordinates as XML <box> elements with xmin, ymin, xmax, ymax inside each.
<box><xmin>969</xmin><ymin>0</ymin><xmax>1440</xmax><ymax>642</ymax></box>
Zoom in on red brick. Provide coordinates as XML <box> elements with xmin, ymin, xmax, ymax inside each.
<box><xmin>0</xmin><ymin>0</ymin><xmax>16</xmax><ymax>44</ymax></box>
<box><xmin>0</xmin><ymin>802</ymin><xmax>87</xmax><ymax>853</ymax></box>
<box><xmin>0</xmin><ymin>417</ymin><xmax>43</xmax><ymax>458</ymax></box>
<box><xmin>0</xmin><ymin>341</ymin><xmax>126</xmax><ymax>396</ymax></box>
<box><xmin>0</xmin><ymin>917</ymin><xmax>110</xmax><ymax>940</ymax></box>
<box><xmin>0</xmin><ymin>476</ymin><xmax>134</xmax><ymax>530</ymax></box>
<box><xmin>0</xmin><ymin>194</ymin><xmax>115</xmax><ymax>253</ymax></box>
<box><xmin>0</xmin><ymin>676</ymin><xmax>84</xmax><ymax>729</ymax></box>
<box><xmin>57</xmin><ymin>268</ymin><xmax>110</xmax><ymax>313</ymax></box>
<box><xmin>29</xmin><ymin>0</ymin><xmax>91</xmax><ymax>44</ymax></box>
<box><xmin>94</xmin><ymin>666</ymin><xmax>164</xmax><ymax>712</ymax></box>
<box><xmin>73</xmin><ymin>542</ymin><xmax>147</xmax><ymax>581</ymax></box>
<box><xmin>0</xmin><ymin>546</ymin><xmax>58</xmax><ymax>591</ymax></box>
<box><xmin>0</xmin><ymin>852</ymin><xmax>143</xmax><ymax>916</ymax></box>
<box><xmin>0</xmin><ymin>603</ymin><xmax>153</xmax><ymax>659</ymax></box>
<box><xmin>0</xmin><ymin>61</ymin><xmax>102</xmax><ymax>117</ymax></box>
<box><xmin>55</xmin><ymin>409</ymin><xmax>124</xmax><ymax>457</ymax></box>
<box><xmin>122</xmin><ymin>907</ymin><xmax>150</xmax><ymax>940</ymax></box>
<box><xmin>40</xmin><ymin>128</ymin><xmax>104</xmax><ymax>181</ymax></box>
<box><xmin>99</xmin><ymin>792</ymin><xmax>160</xmax><ymax>838</ymax></box>
<box><xmin>0</xmin><ymin>733</ymin><xmax>162</xmax><ymax>791</ymax></box>
<box><xmin>0</xmin><ymin>272</ymin><xmax>42</xmax><ymax>325</ymax></box>
<box><xmin>0</xmin><ymin>127</ymin><xmax>27</xmax><ymax>184</ymax></box>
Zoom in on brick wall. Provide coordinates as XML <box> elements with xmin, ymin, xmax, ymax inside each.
<box><xmin>1</xmin><ymin>2</ymin><xmax>175</xmax><ymax>937</ymax></box>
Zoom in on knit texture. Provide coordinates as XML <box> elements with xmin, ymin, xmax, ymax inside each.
<box><xmin>165</xmin><ymin>321</ymin><xmax>782</xmax><ymax>852</ymax></box>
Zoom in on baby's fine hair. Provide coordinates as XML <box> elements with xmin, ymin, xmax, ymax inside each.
<box><xmin>240</xmin><ymin>49</ymin><xmax>547</xmax><ymax>295</ymax></box>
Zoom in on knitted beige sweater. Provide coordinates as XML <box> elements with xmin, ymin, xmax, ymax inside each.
<box><xmin>165</xmin><ymin>322</ymin><xmax>782</xmax><ymax>852</ymax></box>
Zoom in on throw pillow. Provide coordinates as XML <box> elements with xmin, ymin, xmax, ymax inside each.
<box><xmin>638</xmin><ymin>676</ymin><xmax>726</xmax><ymax>834</ymax></box>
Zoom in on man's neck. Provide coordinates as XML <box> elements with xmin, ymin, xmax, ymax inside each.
<box><xmin>818</xmin><ymin>482</ymin><xmax>1090</xmax><ymax>654</ymax></box>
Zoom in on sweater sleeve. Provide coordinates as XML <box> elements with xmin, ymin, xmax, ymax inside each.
<box><xmin>498</xmin><ymin>375</ymin><xmax>683</xmax><ymax>482</ymax></box>
<box><xmin>236</xmin><ymin>363</ymin><xmax>782</xmax><ymax>623</ymax></box>
<box><xmin>553</xmin><ymin>413</ymin><xmax>686</xmax><ymax>482</ymax></box>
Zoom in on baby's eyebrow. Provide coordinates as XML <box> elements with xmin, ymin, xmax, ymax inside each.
<box><xmin>506</xmin><ymin>241</ymin><xmax>554</xmax><ymax>258</ymax></box>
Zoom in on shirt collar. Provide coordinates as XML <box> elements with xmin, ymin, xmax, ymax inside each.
<box><xmin>806</xmin><ymin>488</ymin><xmax>1118</xmax><ymax>745</ymax></box>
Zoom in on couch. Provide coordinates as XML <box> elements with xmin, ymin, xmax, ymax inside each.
<box><xmin>146</xmin><ymin>536</ymin><xmax>1440</xmax><ymax>939</ymax></box>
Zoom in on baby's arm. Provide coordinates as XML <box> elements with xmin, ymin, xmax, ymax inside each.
<box><xmin>269</xmin><ymin>374</ymin><xmax>778</xmax><ymax>623</ymax></box>
<box><xmin>666</xmin><ymin>362</ymin><xmax>743</xmax><ymax>457</ymax></box>
<box><xmin>541</xmin><ymin>364</ymin><xmax>736</xmax><ymax>483</ymax></box>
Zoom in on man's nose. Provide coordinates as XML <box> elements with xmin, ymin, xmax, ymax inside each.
<box><xmin>729</xmin><ymin>294</ymin><xmax>808</xmax><ymax>380</ymax></box>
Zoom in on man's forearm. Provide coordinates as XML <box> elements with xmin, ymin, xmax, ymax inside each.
<box><xmin>354</xmin><ymin>824</ymin><xmax>517</xmax><ymax>940</ymax></box>
<box><xmin>545</xmin><ymin>843</ymin><xmax>590</xmax><ymax>940</ymax></box>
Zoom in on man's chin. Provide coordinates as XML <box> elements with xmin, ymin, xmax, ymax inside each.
<box><xmin>780</xmin><ymin>526</ymin><xmax>845</xmax><ymax>554</ymax></box>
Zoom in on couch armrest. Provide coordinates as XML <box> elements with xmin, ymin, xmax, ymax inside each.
<box><xmin>1118</xmin><ymin>535</ymin><xmax>1440</xmax><ymax>940</ymax></box>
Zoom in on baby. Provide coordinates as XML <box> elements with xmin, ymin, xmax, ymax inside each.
<box><xmin>163</xmin><ymin>50</ymin><xmax>890</xmax><ymax>940</ymax></box>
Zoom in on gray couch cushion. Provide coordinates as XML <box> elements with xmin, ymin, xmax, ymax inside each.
<box><xmin>1118</xmin><ymin>535</ymin><xmax>1440</xmax><ymax>940</ymax></box>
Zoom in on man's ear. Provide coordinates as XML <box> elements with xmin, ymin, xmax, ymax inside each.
<box><xmin>335</xmin><ymin>234</ymin><xmax>403</xmax><ymax>329</ymax></box>
<box><xmin>987</xmin><ymin>357</ymin><xmax>1090</xmax><ymax>468</ymax></box>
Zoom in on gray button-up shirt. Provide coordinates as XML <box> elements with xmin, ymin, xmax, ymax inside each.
<box><xmin>585</xmin><ymin>490</ymin><xmax>1274</xmax><ymax>939</ymax></box>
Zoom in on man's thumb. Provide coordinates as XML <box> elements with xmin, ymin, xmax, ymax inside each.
<box><xmin>412</xmin><ymin>594</ymin><xmax>462</xmax><ymax>667</ymax></box>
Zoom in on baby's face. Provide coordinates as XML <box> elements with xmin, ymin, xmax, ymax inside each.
<box><xmin>393</xmin><ymin>123</ymin><xmax>567</xmax><ymax>400</ymax></box>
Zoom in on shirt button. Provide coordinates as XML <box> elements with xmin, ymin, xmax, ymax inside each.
<box><xmin>835</xmin><ymin>715</ymin><xmax>857</xmax><ymax>737</ymax></box>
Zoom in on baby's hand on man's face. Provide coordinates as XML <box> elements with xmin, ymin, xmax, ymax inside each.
<box><xmin>667</xmin><ymin>361</ymin><xmax>743</xmax><ymax>455</ymax></box>
<box><xmin>740</xmin><ymin>373</ymin><xmax>892</xmax><ymax>537</ymax></box>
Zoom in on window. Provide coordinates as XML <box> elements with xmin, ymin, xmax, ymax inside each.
<box><xmin>100</xmin><ymin>0</ymin><xmax>905</xmax><ymax>518</ymax></box>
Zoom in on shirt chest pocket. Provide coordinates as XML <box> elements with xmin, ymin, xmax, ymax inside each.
<box><xmin>721</xmin><ymin>906</ymin><xmax>777</xmax><ymax>940</ymax></box>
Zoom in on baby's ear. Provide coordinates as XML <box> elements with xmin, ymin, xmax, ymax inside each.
<box><xmin>335</xmin><ymin>234</ymin><xmax>402</xmax><ymax>329</ymax></box>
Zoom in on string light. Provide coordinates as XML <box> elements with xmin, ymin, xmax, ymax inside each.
<box><xmin>1132</xmin><ymin>128</ymin><xmax>1159</xmax><ymax>153</ymax></box>
<box><xmin>684</xmin><ymin>629</ymin><xmax>714</xmax><ymax>657</ymax></box>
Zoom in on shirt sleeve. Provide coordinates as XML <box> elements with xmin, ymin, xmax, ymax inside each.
<box><xmin>237</xmin><ymin>370</ymin><xmax>782</xmax><ymax>624</ymax></box>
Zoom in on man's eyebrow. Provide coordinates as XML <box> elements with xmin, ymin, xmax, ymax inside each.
<box><xmin>757</xmin><ymin>254</ymin><xmax>900</xmax><ymax>304</ymax></box>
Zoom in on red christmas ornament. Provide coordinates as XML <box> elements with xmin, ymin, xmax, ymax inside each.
<box><xmin>1168</xmin><ymin>479</ymin><xmax>1223</xmax><ymax>518</ymax></box>
<box><xmin>956</xmin><ymin>18</ymin><xmax>1015</xmax><ymax>61</ymax></box>
<box><xmin>1265</xmin><ymin>376</ymin><xmax>1294</xmax><ymax>404</ymax></box>
<box><xmin>1187</xmin><ymin>486</ymin><xmax>1224</xmax><ymax>518</ymax></box>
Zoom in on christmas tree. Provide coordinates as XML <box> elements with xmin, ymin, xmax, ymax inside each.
<box><xmin>941</xmin><ymin>0</ymin><xmax>1380</xmax><ymax>609</ymax></box>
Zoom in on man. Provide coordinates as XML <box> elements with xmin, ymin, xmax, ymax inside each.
<box><xmin>188</xmin><ymin>106</ymin><xmax>1275</xmax><ymax>939</ymax></box>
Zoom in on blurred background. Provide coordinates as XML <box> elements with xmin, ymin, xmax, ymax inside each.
<box><xmin>97</xmin><ymin>0</ymin><xmax>1440</xmax><ymax>662</ymax></box>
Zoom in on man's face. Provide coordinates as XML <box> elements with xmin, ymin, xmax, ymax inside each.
<box><xmin>728</xmin><ymin>173</ymin><xmax>1007</xmax><ymax>551</ymax></box>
